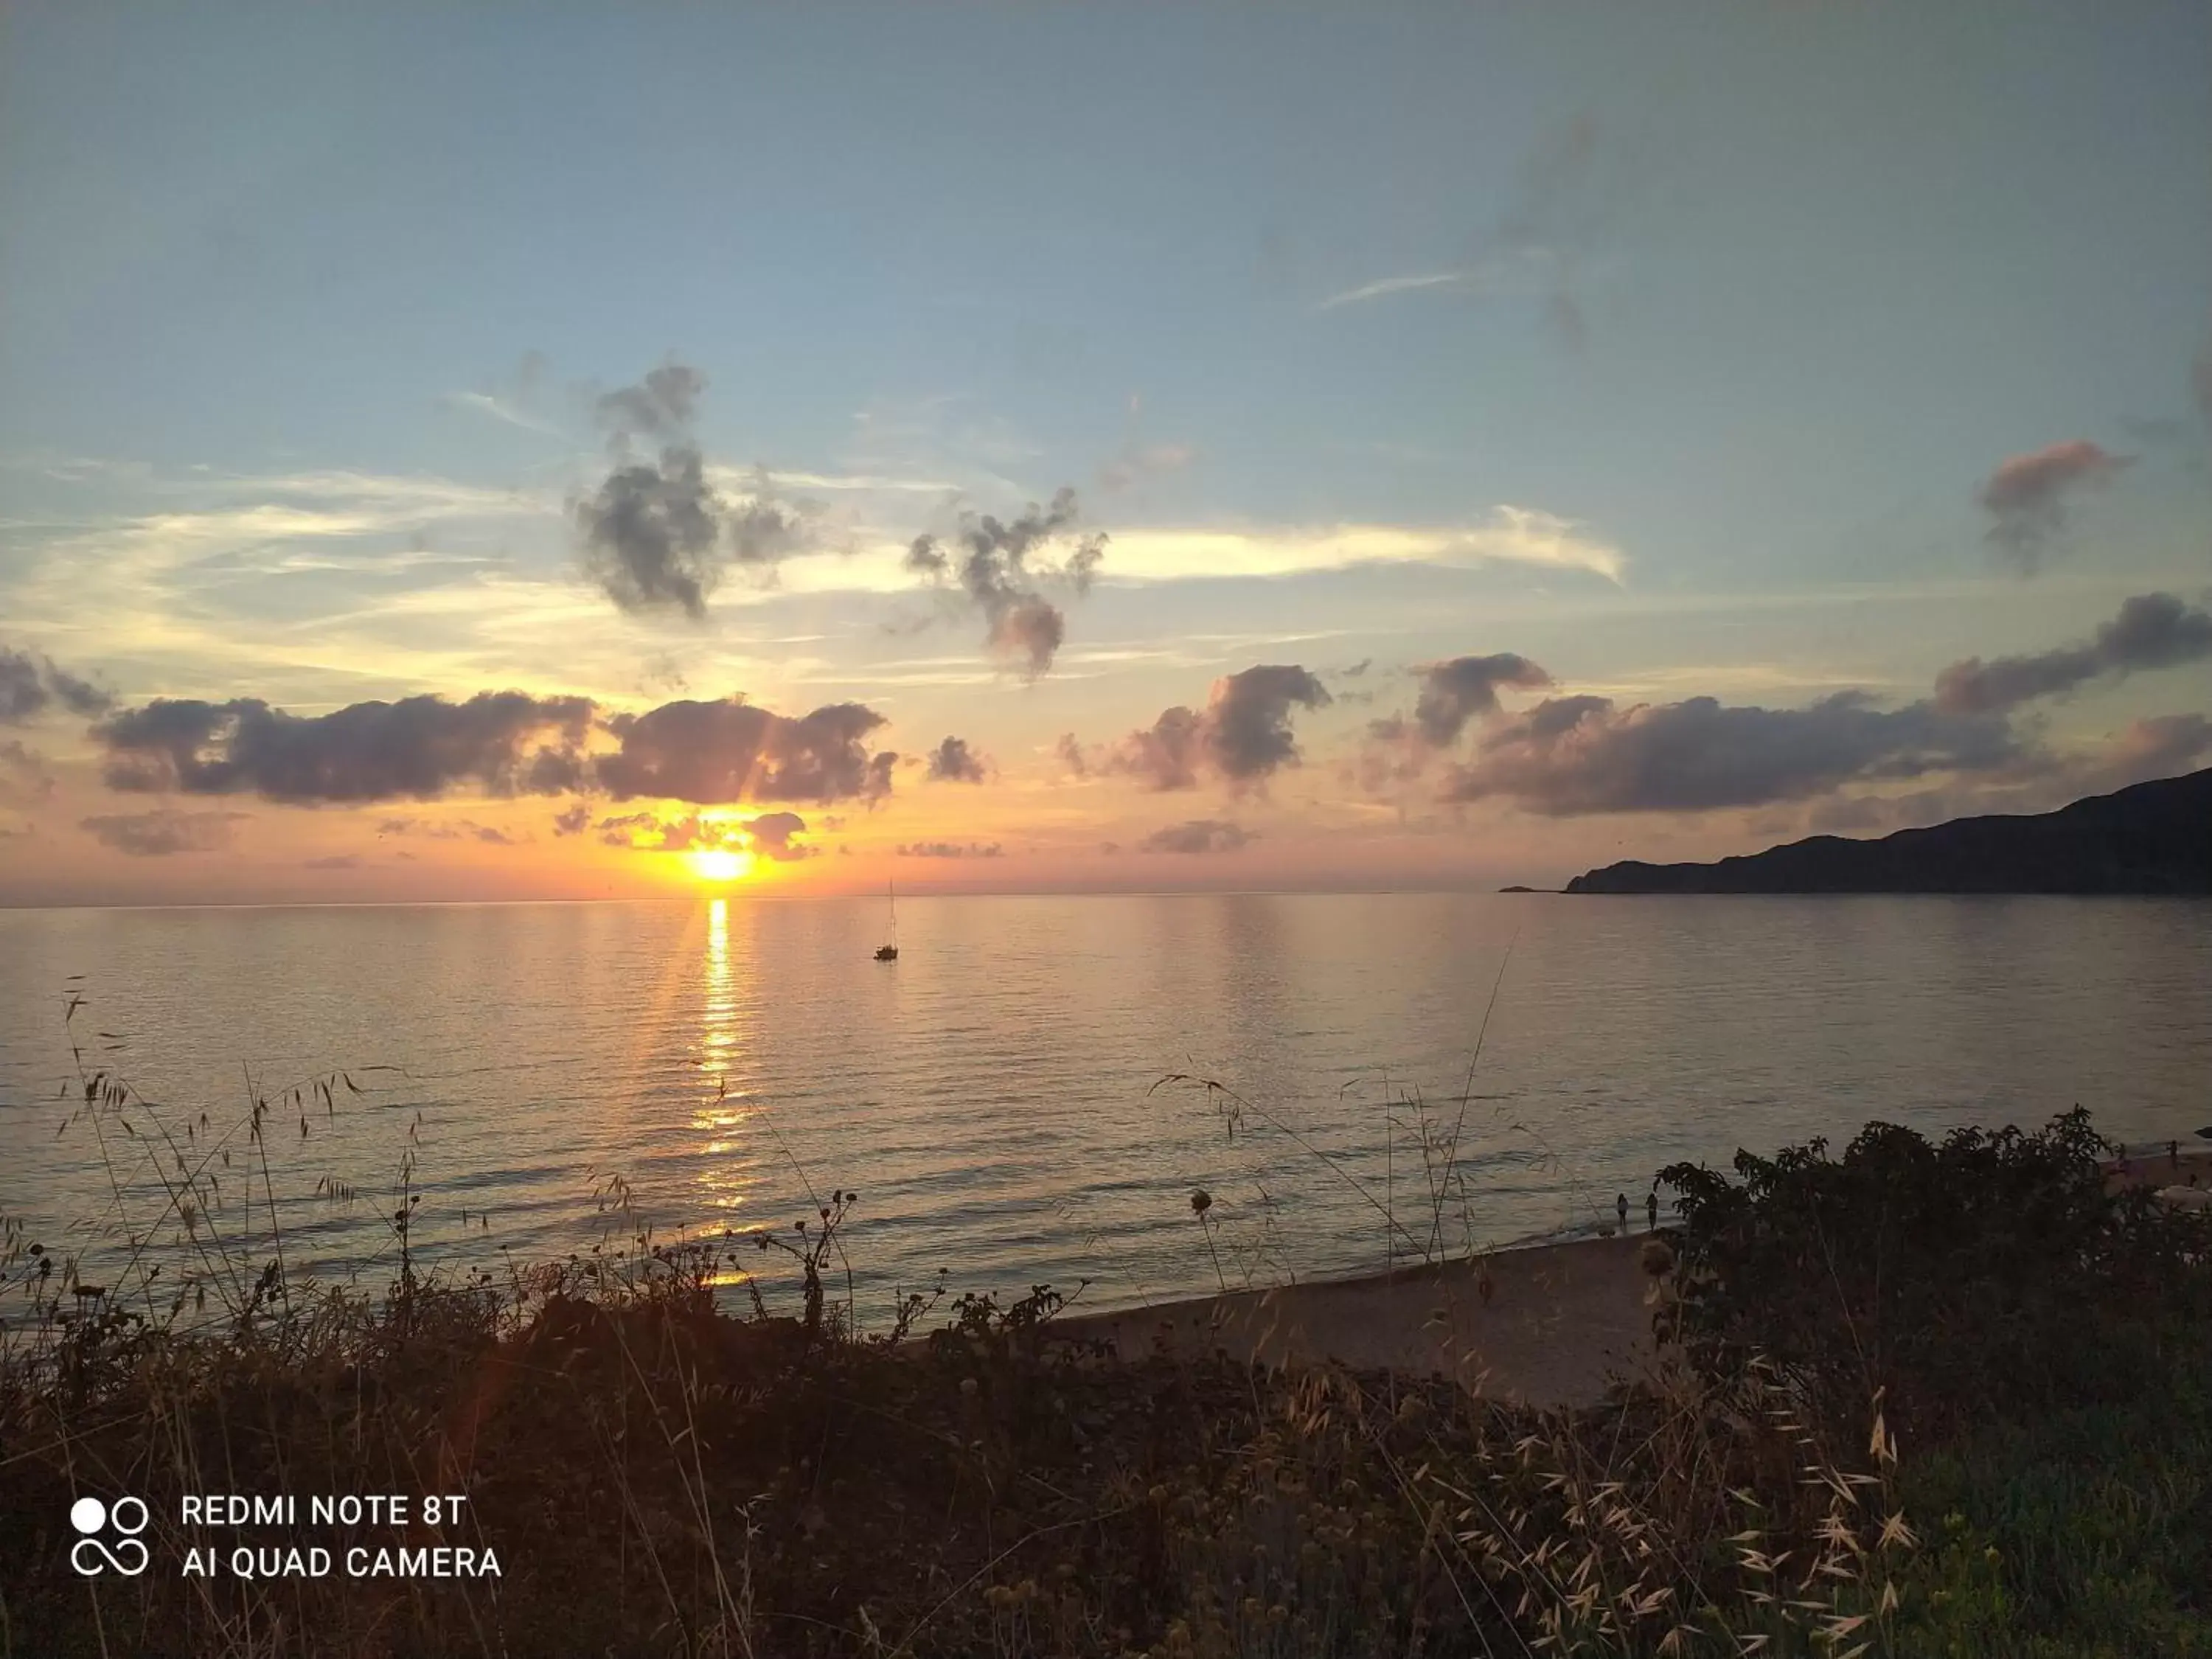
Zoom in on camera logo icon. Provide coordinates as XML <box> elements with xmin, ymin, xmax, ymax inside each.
<box><xmin>70</xmin><ymin>1495</ymin><xmax>150</xmax><ymax>1576</ymax></box>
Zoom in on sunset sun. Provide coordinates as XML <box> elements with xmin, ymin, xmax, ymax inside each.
<box><xmin>686</xmin><ymin>847</ymin><xmax>753</xmax><ymax>883</ymax></box>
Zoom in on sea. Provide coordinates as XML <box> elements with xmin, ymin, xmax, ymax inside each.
<box><xmin>2</xmin><ymin>893</ymin><xmax>2207</xmax><ymax>1321</ymax></box>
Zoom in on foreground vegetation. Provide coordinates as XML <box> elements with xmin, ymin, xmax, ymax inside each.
<box><xmin>3</xmin><ymin>1053</ymin><xmax>2208</xmax><ymax>1655</ymax></box>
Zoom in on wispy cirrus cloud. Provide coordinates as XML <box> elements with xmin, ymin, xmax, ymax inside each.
<box><xmin>1101</xmin><ymin>508</ymin><xmax>1625</xmax><ymax>585</ymax></box>
<box><xmin>441</xmin><ymin>390</ymin><xmax>566</xmax><ymax>438</ymax></box>
<box><xmin>1315</xmin><ymin>271</ymin><xmax>1473</xmax><ymax>311</ymax></box>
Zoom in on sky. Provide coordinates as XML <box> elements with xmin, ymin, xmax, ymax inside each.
<box><xmin>1</xmin><ymin>1</ymin><xmax>2208</xmax><ymax>905</ymax></box>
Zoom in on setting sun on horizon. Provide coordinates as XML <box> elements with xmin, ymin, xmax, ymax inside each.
<box><xmin>686</xmin><ymin>847</ymin><xmax>754</xmax><ymax>885</ymax></box>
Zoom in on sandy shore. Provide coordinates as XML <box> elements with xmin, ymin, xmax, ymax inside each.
<box><xmin>2106</xmin><ymin>1145</ymin><xmax>2212</xmax><ymax>1194</ymax></box>
<box><xmin>1053</xmin><ymin>1232</ymin><xmax>1670</xmax><ymax>1411</ymax></box>
<box><xmin>1048</xmin><ymin>1147</ymin><xmax>2211</xmax><ymax>1411</ymax></box>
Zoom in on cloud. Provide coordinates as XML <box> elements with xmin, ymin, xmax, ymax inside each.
<box><xmin>903</xmin><ymin>486</ymin><xmax>1107</xmax><ymax>678</ymax></box>
<box><xmin>742</xmin><ymin>811</ymin><xmax>813</xmax><ymax>861</ymax></box>
<box><xmin>594</xmin><ymin>808</ymin><xmax>818</xmax><ymax>860</ymax></box>
<box><xmin>575</xmin><ymin>447</ymin><xmax>727</xmax><ymax>619</ymax></box>
<box><xmin>925</xmin><ymin>735</ymin><xmax>990</xmax><ymax>783</ymax></box>
<box><xmin>1358</xmin><ymin>653</ymin><xmax>1555</xmax><ymax>788</ymax></box>
<box><xmin>552</xmin><ymin>802</ymin><xmax>591</xmax><ymax>836</ymax></box>
<box><xmin>375</xmin><ymin>816</ymin><xmax>524</xmax><ymax>845</ymax></box>
<box><xmin>1315</xmin><ymin>272</ymin><xmax>1472</xmax><ymax>311</ymax></box>
<box><xmin>897</xmin><ymin>841</ymin><xmax>1002</xmax><ymax>858</ymax></box>
<box><xmin>1976</xmin><ymin>440</ymin><xmax>2133</xmax><ymax>571</ymax></box>
<box><xmin>1206</xmin><ymin>664</ymin><xmax>1335</xmax><ymax>784</ymax></box>
<box><xmin>595</xmin><ymin>361</ymin><xmax>705</xmax><ymax>445</ymax></box>
<box><xmin>574</xmin><ymin>362</ymin><xmax>826</xmax><ymax>621</ymax></box>
<box><xmin>2071</xmin><ymin>712</ymin><xmax>2212</xmax><ymax>790</ymax></box>
<box><xmin>1408</xmin><ymin>653</ymin><xmax>1554</xmax><ymax>745</ymax></box>
<box><xmin>93</xmin><ymin>681</ymin><xmax>899</xmax><ymax>813</ymax></box>
<box><xmin>1812</xmin><ymin>712</ymin><xmax>2212</xmax><ymax>835</ymax></box>
<box><xmin>80</xmin><ymin>808</ymin><xmax>248</xmax><ymax>857</ymax></box>
<box><xmin>1439</xmin><ymin>692</ymin><xmax>2023</xmax><ymax>815</ymax></box>
<box><xmin>1107</xmin><ymin>664</ymin><xmax>1333</xmax><ymax>793</ymax></box>
<box><xmin>1138</xmin><ymin>819</ymin><xmax>1254</xmax><ymax>855</ymax></box>
<box><xmin>304</xmin><ymin>853</ymin><xmax>367</xmax><ymax>870</ymax></box>
<box><xmin>2194</xmin><ymin>342</ymin><xmax>2212</xmax><ymax>427</ymax></box>
<box><xmin>1107</xmin><ymin>706</ymin><xmax>1206</xmax><ymax>790</ymax></box>
<box><xmin>442</xmin><ymin>392</ymin><xmax>561</xmax><ymax>439</ymax></box>
<box><xmin>1054</xmin><ymin>732</ymin><xmax>1091</xmax><ymax>777</ymax></box>
<box><xmin>0</xmin><ymin>643</ymin><xmax>111</xmax><ymax>724</ymax></box>
<box><xmin>0</xmin><ymin>740</ymin><xmax>55</xmax><ymax>805</ymax></box>
<box><xmin>725</xmin><ymin>495</ymin><xmax>815</xmax><ymax>566</ymax></box>
<box><xmin>98</xmin><ymin>692</ymin><xmax>594</xmax><ymax>803</ymax></box>
<box><xmin>596</xmin><ymin>697</ymin><xmax>895</xmax><ymax>804</ymax></box>
<box><xmin>1099</xmin><ymin>508</ymin><xmax>1624</xmax><ymax>585</ymax></box>
<box><xmin>1934</xmin><ymin>591</ymin><xmax>2212</xmax><ymax>714</ymax></box>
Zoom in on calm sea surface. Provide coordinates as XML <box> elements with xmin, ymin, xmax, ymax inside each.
<box><xmin>2</xmin><ymin>894</ymin><xmax>2207</xmax><ymax>1318</ymax></box>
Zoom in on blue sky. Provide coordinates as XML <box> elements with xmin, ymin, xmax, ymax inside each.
<box><xmin>2</xmin><ymin>1</ymin><xmax>2208</xmax><ymax>902</ymax></box>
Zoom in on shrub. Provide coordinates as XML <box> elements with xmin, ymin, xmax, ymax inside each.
<box><xmin>1657</xmin><ymin>1108</ymin><xmax>2212</xmax><ymax>1445</ymax></box>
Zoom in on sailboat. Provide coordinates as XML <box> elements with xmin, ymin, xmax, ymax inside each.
<box><xmin>874</xmin><ymin>879</ymin><xmax>899</xmax><ymax>961</ymax></box>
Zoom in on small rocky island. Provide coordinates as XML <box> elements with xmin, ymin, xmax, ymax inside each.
<box><xmin>1565</xmin><ymin>767</ymin><xmax>2212</xmax><ymax>895</ymax></box>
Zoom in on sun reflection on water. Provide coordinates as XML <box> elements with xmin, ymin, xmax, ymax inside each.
<box><xmin>692</xmin><ymin>897</ymin><xmax>757</xmax><ymax>1223</ymax></box>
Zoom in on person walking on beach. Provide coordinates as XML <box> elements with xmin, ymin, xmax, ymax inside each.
<box><xmin>1646</xmin><ymin>1191</ymin><xmax>1659</xmax><ymax>1232</ymax></box>
<box><xmin>1616</xmin><ymin>1193</ymin><xmax>1629</xmax><ymax>1235</ymax></box>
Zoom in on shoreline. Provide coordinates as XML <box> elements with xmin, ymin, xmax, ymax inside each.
<box><xmin>1051</xmin><ymin>1147</ymin><xmax>2212</xmax><ymax>1408</ymax></box>
<box><xmin>1054</xmin><ymin>1228</ymin><xmax>1669</xmax><ymax>1410</ymax></box>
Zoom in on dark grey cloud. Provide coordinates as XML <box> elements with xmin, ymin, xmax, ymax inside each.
<box><xmin>897</xmin><ymin>841</ymin><xmax>1002</xmax><ymax>858</ymax></box>
<box><xmin>596</xmin><ymin>698</ymin><xmax>895</xmax><ymax>804</ymax></box>
<box><xmin>552</xmin><ymin>802</ymin><xmax>591</xmax><ymax>836</ymax></box>
<box><xmin>1935</xmin><ymin>591</ymin><xmax>2212</xmax><ymax>714</ymax></box>
<box><xmin>1207</xmin><ymin>664</ymin><xmax>1332</xmax><ymax>784</ymax></box>
<box><xmin>1054</xmin><ymin>731</ymin><xmax>1091</xmax><ymax>777</ymax></box>
<box><xmin>80</xmin><ymin>809</ymin><xmax>248</xmax><ymax>857</ymax></box>
<box><xmin>1409</xmin><ymin>653</ymin><xmax>1553</xmax><ymax>745</ymax></box>
<box><xmin>98</xmin><ymin>692</ymin><xmax>594</xmax><ymax>803</ymax></box>
<box><xmin>903</xmin><ymin>487</ymin><xmax>1107</xmax><ymax>678</ymax></box>
<box><xmin>743</xmin><ymin>811</ymin><xmax>813</xmax><ymax>861</ymax></box>
<box><xmin>925</xmin><ymin>735</ymin><xmax>990</xmax><ymax>783</ymax></box>
<box><xmin>576</xmin><ymin>448</ymin><xmax>726</xmax><ymax>620</ymax></box>
<box><xmin>304</xmin><ymin>854</ymin><xmax>366</xmax><ymax>870</ymax></box>
<box><xmin>1138</xmin><ymin>819</ymin><xmax>1254</xmax><ymax>855</ymax></box>
<box><xmin>577</xmin><ymin>363</ymin><xmax>822</xmax><ymax>621</ymax></box>
<box><xmin>1441</xmin><ymin>692</ymin><xmax>2024</xmax><ymax>816</ymax></box>
<box><xmin>0</xmin><ymin>644</ymin><xmax>111</xmax><ymax>724</ymax></box>
<box><xmin>1108</xmin><ymin>665</ymin><xmax>1332</xmax><ymax>793</ymax></box>
<box><xmin>1976</xmin><ymin>440</ymin><xmax>2133</xmax><ymax>571</ymax></box>
<box><xmin>96</xmin><ymin>683</ymin><xmax>897</xmax><ymax>813</ymax></box>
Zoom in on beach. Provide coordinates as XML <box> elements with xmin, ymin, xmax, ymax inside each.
<box><xmin>1055</xmin><ymin>1230</ymin><xmax>1670</xmax><ymax>1408</ymax></box>
<box><xmin>1048</xmin><ymin>1147</ymin><xmax>2212</xmax><ymax>1409</ymax></box>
